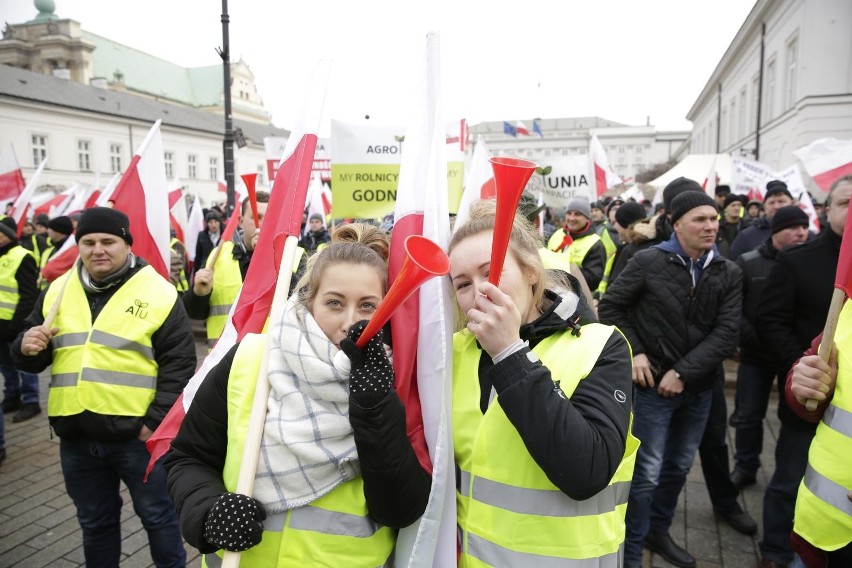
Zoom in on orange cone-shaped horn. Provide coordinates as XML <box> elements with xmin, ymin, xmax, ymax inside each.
<box><xmin>356</xmin><ymin>235</ymin><xmax>450</xmax><ymax>348</ymax></box>
<box><xmin>488</xmin><ymin>157</ymin><xmax>538</xmax><ymax>286</ymax></box>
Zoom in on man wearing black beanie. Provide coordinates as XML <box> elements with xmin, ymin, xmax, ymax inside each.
<box><xmin>730</xmin><ymin>180</ymin><xmax>798</xmax><ymax>259</ymax></box>
<box><xmin>600</xmin><ymin>190</ymin><xmax>747</xmax><ymax>567</ymax></box>
<box><xmin>11</xmin><ymin>206</ymin><xmax>196</xmax><ymax>566</ymax></box>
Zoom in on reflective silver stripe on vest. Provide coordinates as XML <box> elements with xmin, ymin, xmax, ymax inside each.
<box><xmin>90</xmin><ymin>329</ymin><xmax>155</xmax><ymax>360</ymax></box>
<box><xmin>804</xmin><ymin>464</ymin><xmax>852</xmax><ymax>515</ymax></box>
<box><xmin>80</xmin><ymin>368</ymin><xmax>156</xmax><ymax>390</ymax></box>
<box><xmin>0</xmin><ymin>301</ymin><xmax>16</xmax><ymax>311</ymax></box>
<box><xmin>461</xmin><ymin>469</ymin><xmax>629</xmax><ymax>517</ymax></box>
<box><xmin>467</xmin><ymin>533</ymin><xmax>624</xmax><ymax>568</ymax></box>
<box><xmin>0</xmin><ymin>284</ymin><xmax>17</xmax><ymax>293</ymax></box>
<box><xmin>823</xmin><ymin>404</ymin><xmax>852</xmax><ymax>439</ymax></box>
<box><xmin>209</xmin><ymin>304</ymin><xmax>232</xmax><ymax>317</ymax></box>
<box><xmin>52</xmin><ymin>332</ymin><xmax>89</xmax><ymax>349</ymax></box>
<box><xmin>51</xmin><ymin>373</ymin><xmax>78</xmax><ymax>387</ymax></box>
<box><xmin>264</xmin><ymin>506</ymin><xmax>381</xmax><ymax>538</ymax></box>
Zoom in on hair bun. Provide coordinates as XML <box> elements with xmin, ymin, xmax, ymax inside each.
<box><xmin>331</xmin><ymin>223</ymin><xmax>390</xmax><ymax>262</ymax></box>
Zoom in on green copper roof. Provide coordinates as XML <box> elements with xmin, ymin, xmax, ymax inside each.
<box><xmin>82</xmin><ymin>30</ymin><xmax>223</xmax><ymax>107</ymax></box>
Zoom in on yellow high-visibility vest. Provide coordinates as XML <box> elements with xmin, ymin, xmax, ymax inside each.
<box><xmin>0</xmin><ymin>245</ymin><xmax>29</xmax><ymax>320</ymax></box>
<box><xmin>454</xmin><ymin>323</ymin><xmax>639</xmax><ymax>567</ymax></box>
<box><xmin>206</xmin><ymin>241</ymin><xmax>242</xmax><ymax>347</ymax></box>
<box><xmin>44</xmin><ymin>266</ymin><xmax>176</xmax><ymax>417</ymax></box>
<box><xmin>794</xmin><ymin>301</ymin><xmax>852</xmax><ymax>551</ymax></box>
<box><xmin>202</xmin><ymin>334</ymin><xmax>395</xmax><ymax>568</ymax></box>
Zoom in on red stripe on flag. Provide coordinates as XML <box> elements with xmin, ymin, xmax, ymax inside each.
<box><xmin>231</xmin><ymin>134</ymin><xmax>317</xmax><ymax>339</ymax></box>
<box><xmin>594</xmin><ymin>163</ymin><xmax>607</xmax><ymax>197</ymax></box>
<box><xmin>813</xmin><ymin>162</ymin><xmax>852</xmax><ymax>192</ymax></box>
<box><xmin>168</xmin><ymin>189</ymin><xmax>183</xmax><ymax>209</ymax></box>
<box><xmin>388</xmin><ymin>213</ymin><xmax>432</xmax><ymax>474</ymax></box>
<box><xmin>0</xmin><ymin>170</ymin><xmax>25</xmax><ymax>201</ymax></box>
<box><xmin>169</xmin><ymin>213</ymin><xmax>185</xmax><ymax>243</ymax></box>
<box><xmin>110</xmin><ymin>155</ymin><xmax>170</xmax><ymax>280</ymax></box>
<box><xmin>836</xmin><ymin>208</ymin><xmax>852</xmax><ymax>295</ymax></box>
<box><xmin>42</xmin><ymin>244</ymin><xmax>78</xmax><ymax>283</ymax></box>
<box><xmin>85</xmin><ymin>190</ymin><xmax>101</xmax><ymax>209</ymax></box>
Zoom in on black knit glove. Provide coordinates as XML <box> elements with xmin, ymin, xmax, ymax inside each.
<box><xmin>203</xmin><ymin>493</ymin><xmax>266</xmax><ymax>552</ymax></box>
<box><xmin>340</xmin><ymin>320</ymin><xmax>395</xmax><ymax>407</ymax></box>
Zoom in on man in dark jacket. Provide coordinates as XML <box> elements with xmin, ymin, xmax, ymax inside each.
<box><xmin>11</xmin><ymin>207</ymin><xmax>196</xmax><ymax>568</ymax></box>
<box><xmin>193</xmin><ymin>210</ymin><xmax>222</xmax><ymax>273</ymax></box>
<box><xmin>730</xmin><ymin>206</ymin><xmax>810</xmax><ymax>489</ymax></box>
<box><xmin>730</xmin><ymin>180</ymin><xmax>795</xmax><ymax>259</ymax></box>
<box><xmin>298</xmin><ymin>212</ymin><xmax>331</xmax><ymax>253</ymax></box>
<box><xmin>600</xmin><ymin>190</ymin><xmax>743</xmax><ymax>568</ymax></box>
<box><xmin>716</xmin><ymin>194</ymin><xmax>748</xmax><ymax>258</ymax></box>
<box><xmin>753</xmin><ymin>175</ymin><xmax>851</xmax><ymax>568</ymax></box>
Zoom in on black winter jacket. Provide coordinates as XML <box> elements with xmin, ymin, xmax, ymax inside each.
<box><xmin>757</xmin><ymin>228</ymin><xmax>840</xmax><ymax>429</ymax></box>
<box><xmin>598</xmin><ymin>243</ymin><xmax>742</xmax><ymax>392</ymax></box>
<box><xmin>736</xmin><ymin>238</ymin><xmax>779</xmax><ymax>365</ymax></box>
<box><xmin>164</xmin><ymin>342</ymin><xmax>431</xmax><ymax>554</ymax></box>
<box><xmin>11</xmin><ymin>258</ymin><xmax>197</xmax><ymax>440</ymax></box>
<box><xmin>474</xmin><ymin>285</ymin><xmax>633</xmax><ymax>500</ymax></box>
<box><xmin>730</xmin><ymin>216</ymin><xmax>770</xmax><ymax>259</ymax></box>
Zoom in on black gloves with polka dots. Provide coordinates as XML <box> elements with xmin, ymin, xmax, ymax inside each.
<box><xmin>340</xmin><ymin>320</ymin><xmax>395</xmax><ymax>407</ymax></box>
<box><xmin>203</xmin><ymin>493</ymin><xmax>266</xmax><ymax>552</ymax></box>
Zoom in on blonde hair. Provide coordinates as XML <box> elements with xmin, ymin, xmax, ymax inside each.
<box><xmin>449</xmin><ymin>199</ymin><xmax>566</xmax><ymax>320</ymax></box>
<box><xmin>296</xmin><ymin>223</ymin><xmax>390</xmax><ymax>309</ymax></box>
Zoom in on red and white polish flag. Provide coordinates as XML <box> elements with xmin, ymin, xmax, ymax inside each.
<box><xmin>590</xmin><ymin>134</ymin><xmax>621</xmax><ymax>197</ymax></box>
<box><xmin>454</xmin><ymin>135</ymin><xmax>495</xmax><ymax>230</ymax></box>
<box><xmin>391</xmin><ymin>32</ymin><xmax>456</xmax><ymax>568</ymax></box>
<box><xmin>11</xmin><ymin>157</ymin><xmax>47</xmax><ymax>233</ymax></box>
<box><xmin>0</xmin><ymin>144</ymin><xmax>26</xmax><ymax>205</ymax></box>
<box><xmin>146</xmin><ymin>61</ymin><xmax>332</xmax><ymax>475</ymax></box>
<box><xmin>794</xmin><ymin>138</ymin><xmax>852</xmax><ymax>191</ymax></box>
<box><xmin>109</xmin><ymin>120</ymin><xmax>171</xmax><ymax>280</ymax></box>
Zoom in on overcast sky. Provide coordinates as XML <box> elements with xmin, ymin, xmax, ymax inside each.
<box><xmin>2</xmin><ymin>0</ymin><xmax>757</xmax><ymax>136</ymax></box>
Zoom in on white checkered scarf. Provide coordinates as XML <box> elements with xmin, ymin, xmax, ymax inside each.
<box><xmin>253</xmin><ymin>298</ymin><xmax>359</xmax><ymax>513</ymax></box>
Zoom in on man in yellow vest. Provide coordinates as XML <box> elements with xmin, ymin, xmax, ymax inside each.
<box><xmin>786</xmin><ymin>304</ymin><xmax>852</xmax><ymax>567</ymax></box>
<box><xmin>183</xmin><ymin>192</ymin><xmax>271</xmax><ymax>348</ymax></box>
<box><xmin>11</xmin><ymin>207</ymin><xmax>197</xmax><ymax>567</ymax></box>
<box><xmin>546</xmin><ymin>196</ymin><xmax>606</xmax><ymax>292</ymax></box>
<box><xmin>0</xmin><ymin>215</ymin><xmax>40</xmax><ymax>434</ymax></box>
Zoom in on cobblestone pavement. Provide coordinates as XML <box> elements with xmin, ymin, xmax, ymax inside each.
<box><xmin>1</xmin><ymin>358</ymin><xmax>772</xmax><ymax>567</ymax></box>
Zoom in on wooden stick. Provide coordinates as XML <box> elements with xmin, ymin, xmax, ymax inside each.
<box><xmin>222</xmin><ymin>235</ymin><xmax>300</xmax><ymax>568</ymax></box>
<box><xmin>43</xmin><ymin>258</ymin><xmax>79</xmax><ymax>329</ymax></box>
<box><xmin>806</xmin><ymin>288</ymin><xmax>846</xmax><ymax>411</ymax></box>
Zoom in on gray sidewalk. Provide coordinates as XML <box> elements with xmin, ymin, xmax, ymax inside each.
<box><xmin>1</xmin><ymin>361</ymin><xmax>774</xmax><ymax>567</ymax></box>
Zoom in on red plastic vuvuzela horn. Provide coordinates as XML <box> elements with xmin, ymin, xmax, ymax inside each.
<box><xmin>240</xmin><ymin>173</ymin><xmax>260</xmax><ymax>227</ymax></box>
<box><xmin>488</xmin><ymin>157</ymin><xmax>538</xmax><ymax>286</ymax></box>
<box><xmin>355</xmin><ymin>235</ymin><xmax>450</xmax><ymax>348</ymax></box>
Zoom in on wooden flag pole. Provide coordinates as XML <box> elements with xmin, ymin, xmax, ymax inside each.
<box><xmin>806</xmin><ymin>288</ymin><xmax>846</xmax><ymax>411</ymax></box>
<box><xmin>222</xmin><ymin>234</ymin><xmax>300</xmax><ymax>568</ymax></box>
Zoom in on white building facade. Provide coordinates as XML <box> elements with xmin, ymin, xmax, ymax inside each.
<box><xmin>687</xmin><ymin>0</ymin><xmax>852</xmax><ymax>188</ymax></box>
<box><xmin>472</xmin><ymin>117</ymin><xmax>689</xmax><ymax>184</ymax></box>
<box><xmin>0</xmin><ymin>64</ymin><xmax>287</xmax><ymax>204</ymax></box>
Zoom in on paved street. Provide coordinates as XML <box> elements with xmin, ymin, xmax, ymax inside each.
<box><xmin>1</xmin><ymin>360</ymin><xmax>775</xmax><ymax>567</ymax></box>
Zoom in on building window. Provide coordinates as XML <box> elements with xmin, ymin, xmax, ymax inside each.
<box><xmin>77</xmin><ymin>140</ymin><xmax>91</xmax><ymax>171</ymax></box>
<box><xmin>209</xmin><ymin>157</ymin><xmax>218</xmax><ymax>180</ymax></box>
<box><xmin>109</xmin><ymin>143</ymin><xmax>122</xmax><ymax>173</ymax></box>
<box><xmin>785</xmin><ymin>37</ymin><xmax>798</xmax><ymax>109</ymax></box>
<box><xmin>188</xmin><ymin>155</ymin><xmax>197</xmax><ymax>179</ymax></box>
<box><xmin>164</xmin><ymin>152</ymin><xmax>174</xmax><ymax>179</ymax></box>
<box><xmin>562</xmin><ymin>148</ymin><xmax>569</xmax><ymax>156</ymax></box>
<box><xmin>730</xmin><ymin>98</ymin><xmax>737</xmax><ymax>144</ymax></box>
<box><xmin>739</xmin><ymin>88</ymin><xmax>747</xmax><ymax>139</ymax></box>
<box><xmin>257</xmin><ymin>164</ymin><xmax>265</xmax><ymax>185</ymax></box>
<box><xmin>544</xmin><ymin>149</ymin><xmax>552</xmax><ymax>157</ymax></box>
<box><xmin>31</xmin><ymin>134</ymin><xmax>47</xmax><ymax>166</ymax></box>
<box><xmin>752</xmin><ymin>76</ymin><xmax>760</xmax><ymax>128</ymax></box>
<box><xmin>634</xmin><ymin>145</ymin><xmax>644</xmax><ymax>155</ymax></box>
<box><xmin>765</xmin><ymin>57</ymin><xmax>776</xmax><ymax>121</ymax></box>
<box><xmin>617</xmin><ymin>146</ymin><xmax>626</xmax><ymax>154</ymax></box>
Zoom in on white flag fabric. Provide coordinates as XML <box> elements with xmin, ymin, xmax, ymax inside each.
<box><xmin>455</xmin><ymin>135</ymin><xmax>494</xmax><ymax>232</ymax></box>
<box><xmin>793</xmin><ymin>137</ymin><xmax>852</xmax><ymax>191</ymax></box>
<box><xmin>185</xmin><ymin>193</ymin><xmax>205</xmax><ymax>264</ymax></box>
<box><xmin>391</xmin><ymin>32</ymin><xmax>456</xmax><ymax>568</ymax></box>
<box><xmin>11</xmin><ymin>158</ymin><xmax>46</xmax><ymax>225</ymax></box>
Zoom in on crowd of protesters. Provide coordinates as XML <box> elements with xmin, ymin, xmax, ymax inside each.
<box><xmin>0</xmin><ymin>172</ymin><xmax>848</xmax><ymax>568</ymax></box>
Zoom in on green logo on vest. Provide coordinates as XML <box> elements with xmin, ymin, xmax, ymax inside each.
<box><xmin>126</xmin><ymin>299</ymin><xmax>149</xmax><ymax>319</ymax></box>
